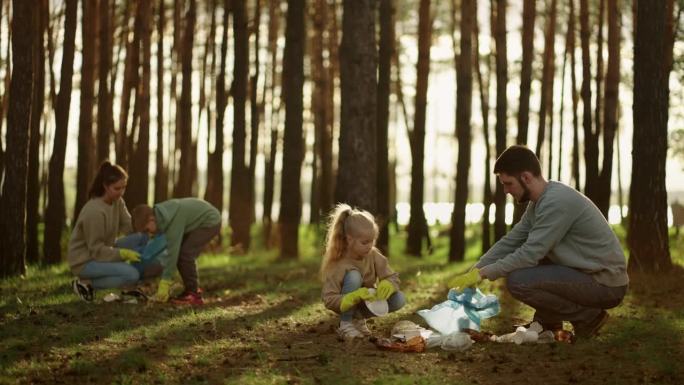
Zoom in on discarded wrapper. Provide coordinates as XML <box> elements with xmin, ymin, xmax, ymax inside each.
<box><xmin>374</xmin><ymin>336</ymin><xmax>426</xmax><ymax>353</ymax></box>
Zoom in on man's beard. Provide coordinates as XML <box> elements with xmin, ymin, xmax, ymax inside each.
<box><xmin>516</xmin><ymin>176</ymin><xmax>531</xmax><ymax>204</ymax></box>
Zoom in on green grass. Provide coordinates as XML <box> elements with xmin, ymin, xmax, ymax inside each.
<box><xmin>1</xmin><ymin>225</ymin><xmax>683</xmax><ymax>385</ymax></box>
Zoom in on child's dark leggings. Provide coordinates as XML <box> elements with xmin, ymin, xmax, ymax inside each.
<box><xmin>177</xmin><ymin>224</ymin><xmax>221</xmax><ymax>293</ymax></box>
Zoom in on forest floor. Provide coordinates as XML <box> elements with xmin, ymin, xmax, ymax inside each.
<box><xmin>1</xmin><ymin>226</ymin><xmax>683</xmax><ymax>385</ymax></box>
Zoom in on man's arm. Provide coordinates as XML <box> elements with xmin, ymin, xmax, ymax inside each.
<box><xmin>475</xmin><ymin>205</ymin><xmax>532</xmax><ymax>269</ymax></box>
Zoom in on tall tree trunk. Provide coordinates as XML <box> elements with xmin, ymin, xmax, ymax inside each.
<box><xmin>376</xmin><ymin>0</ymin><xmax>394</xmax><ymax>256</ymax></box>
<box><xmin>493</xmin><ymin>0</ymin><xmax>508</xmax><ymax>241</ymax></box>
<box><xmin>168</xmin><ymin>0</ymin><xmax>182</xmax><ymax>190</ymax></box>
<box><xmin>0</xmin><ymin>0</ymin><xmax>5</xmax><ymax>184</ymax></box>
<box><xmin>174</xmin><ymin>0</ymin><xmax>196</xmax><ymax>198</ymax></box>
<box><xmin>326</xmin><ymin>0</ymin><xmax>339</xmax><ymax>207</ymax></box>
<box><xmin>535</xmin><ymin>0</ymin><xmax>557</xmax><ymax>164</ymax></box>
<box><xmin>43</xmin><ymin>0</ymin><xmax>77</xmax><ymax>264</ymax></box>
<box><xmin>155</xmin><ymin>0</ymin><xmax>169</xmax><ymax>203</ymax></box>
<box><xmin>406</xmin><ymin>0</ymin><xmax>431</xmax><ymax>257</ymax></box>
<box><xmin>449</xmin><ymin>0</ymin><xmax>474</xmax><ymax>262</ymax></box>
<box><xmin>336</xmin><ymin>0</ymin><xmax>377</xmax><ymax>210</ymax></box>
<box><xmin>628</xmin><ymin>0</ymin><xmax>672</xmax><ymax>272</ymax></box>
<box><xmin>206</xmin><ymin>0</ymin><xmax>229</xmax><ymax>217</ymax></box>
<box><xmin>594</xmin><ymin>0</ymin><xmax>605</xmax><ymax>157</ymax></box>
<box><xmin>26</xmin><ymin>1</ymin><xmax>46</xmax><ymax>264</ymax></box>
<box><xmin>97</xmin><ymin>0</ymin><xmax>113</xmax><ymax>164</ymax></box>
<box><xmin>116</xmin><ymin>1</ymin><xmax>140</xmax><ymax>169</ymax></box>
<box><xmin>569</xmin><ymin>0</ymin><xmax>580</xmax><ymax>190</ymax></box>
<box><xmin>596</xmin><ymin>0</ymin><xmax>620</xmax><ymax>217</ymax></box>
<box><xmin>557</xmin><ymin>19</ymin><xmax>568</xmax><ymax>182</ymax></box>
<box><xmin>310</xmin><ymin>0</ymin><xmax>325</xmax><ymax>226</ymax></box>
<box><xmin>248</xmin><ymin>0</ymin><xmax>261</xmax><ymax>226</ymax></box>
<box><xmin>230</xmin><ymin>0</ymin><xmax>251</xmax><ymax>251</ymax></box>
<box><xmin>278</xmin><ymin>0</ymin><xmax>306</xmax><ymax>259</ymax></box>
<box><xmin>512</xmin><ymin>0</ymin><xmax>535</xmax><ymax>224</ymax></box>
<box><xmin>262</xmin><ymin>0</ymin><xmax>280</xmax><ymax>247</ymax></box>
<box><xmin>580</xmin><ymin>0</ymin><xmax>598</xmax><ymax>201</ymax></box>
<box><xmin>0</xmin><ymin>0</ymin><xmax>34</xmax><ymax>277</ymax></box>
<box><xmin>74</xmin><ymin>0</ymin><xmax>98</xmax><ymax>222</ymax></box>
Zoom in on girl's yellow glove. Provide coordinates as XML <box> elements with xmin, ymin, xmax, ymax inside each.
<box><xmin>376</xmin><ymin>279</ymin><xmax>396</xmax><ymax>300</ymax></box>
<box><xmin>153</xmin><ymin>279</ymin><xmax>172</xmax><ymax>302</ymax></box>
<box><xmin>119</xmin><ymin>249</ymin><xmax>141</xmax><ymax>263</ymax></box>
<box><xmin>339</xmin><ymin>287</ymin><xmax>375</xmax><ymax>312</ymax></box>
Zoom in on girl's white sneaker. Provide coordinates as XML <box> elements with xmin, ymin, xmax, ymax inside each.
<box><xmin>337</xmin><ymin>321</ymin><xmax>364</xmax><ymax>340</ymax></box>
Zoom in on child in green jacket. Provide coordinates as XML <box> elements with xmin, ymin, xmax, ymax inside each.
<box><xmin>132</xmin><ymin>198</ymin><xmax>221</xmax><ymax>305</ymax></box>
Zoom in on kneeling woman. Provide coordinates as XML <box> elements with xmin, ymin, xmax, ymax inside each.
<box><xmin>67</xmin><ymin>162</ymin><xmax>161</xmax><ymax>301</ymax></box>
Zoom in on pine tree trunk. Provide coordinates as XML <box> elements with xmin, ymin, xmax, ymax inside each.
<box><xmin>74</xmin><ymin>0</ymin><xmax>98</xmax><ymax>222</ymax></box>
<box><xmin>449</xmin><ymin>0</ymin><xmax>474</xmax><ymax>262</ymax></box>
<box><xmin>0</xmin><ymin>0</ymin><xmax>4</xmax><ymax>185</ymax></box>
<box><xmin>580</xmin><ymin>0</ymin><xmax>598</xmax><ymax>201</ymax></box>
<box><xmin>535</xmin><ymin>0</ymin><xmax>557</xmax><ymax>165</ymax></box>
<box><xmin>43</xmin><ymin>0</ymin><xmax>77</xmax><ymax>264</ymax></box>
<box><xmin>230</xmin><ymin>0</ymin><xmax>251</xmax><ymax>251</ymax></box>
<box><xmin>26</xmin><ymin>1</ymin><xmax>46</xmax><ymax>264</ymax></box>
<box><xmin>376</xmin><ymin>0</ymin><xmax>394</xmax><ymax>256</ymax></box>
<box><xmin>492</xmin><ymin>0</ymin><xmax>508</xmax><ymax>242</ymax></box>
<box><xmin>116</xmin><ymin>1</ymin><xmax>139</xmax><ymax>169</ymax></box>
<box><xmin>174</xmin><ymin>0</ymin><xmax>196</xmax><ymax>198</ymax></box>
<box><xmin>628</xmin><ymin>0</ymin><xmax>672</xmax><ymax>273</ymax></box>
<box><xmin>336</xmin><ymin>0</ymin><xmax>377</xmax><ymax>215</ymax></box>
<box><xmin>248</xmin><ymin>0</ymin><xmax>261</xmax><ymax>226</ymax></box>
<box><xmin>97</xmin><ymin>0</ymin><xmax>113</xmax><ymax>164</ymax></box>
<box><xmin>569</xmin><ymin>0</ymin><xmax>580</xmax><ymax>191</ymax></box>
<box><xmin>310</xmin><ymin>0</ymin><xmax>326</xmax><ymax>226</ymax></box>
<box><xmin>279</xmin><ymin>0</ymin><xmax>306</xmax><ymax>259</ymax></box>
<box><xmin>594</xmin><ymin>0</ymin><xmax>605</xmax><ymax>154</ymax></box>
<box><xmin>596</xmin><ymin>0</ymin><xmax>620</xmax><ymax>217</ymax></box>
<box><xmin>155</xmin><ymin>0</ymin><xmax>169</xmax><ymax>203</ymax></box>
<box><xmin>0</xmin><ymin>0</ymin><xmax>34</xmax><ymax>277</ymax></box>
<box><xmin>406</xmin><ymin>0</ymin><xmax>431</xmax><ymax>257</ymax></box>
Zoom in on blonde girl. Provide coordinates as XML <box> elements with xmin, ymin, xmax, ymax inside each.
<box><xmin>320</xmin><ymin>203</ymin><xmax>405</xmax><ymax>340</ymax></box>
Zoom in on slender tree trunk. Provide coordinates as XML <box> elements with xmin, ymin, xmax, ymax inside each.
<box><xmin>376</xmin><ymin>0</ymin><xmax>394</xmax><ymax>256</ymax></box>
<box><xmin>26</xmin><ymin>1</ymin><xmax>46</xmax><ymax>264</ymax></box>
<box><xmin>279</xmin><ymin>0</ymin><xmax>306</xmax><ymax>259</ymax></box>
<box><xmin>155</xmin><ymin>0</ymin><xmax>169</xmax><ymax>203</ymax></box>
<box><xmin>580</xmin><ymin>0</ymin><xmax>598</xmax><ymax>200</ymax></box>
<box><xmin>168</xmin><ymin>0</ymin><xmax>182</xmax><ymax>190</ymax></box>
<box><xmin>206</xmin><ymin>0</ymin><xmax>229</xmax><ymax>216</ymax></box>
<box><xmin>493</xmin><ymin>0</ymin><xmax>508</xmax><ymax>241</ymax></box>
<box><xmin>535</xmin><ymin>0</ymin><xmax>557</xmax><ymax>165</ymax></box>
<box><xmin>44</xmin><ymin>0</ymin><xmax>77</xmax><ymax>264</ymax></box>
<box><xmin>0</xmin><ymin>0</ymin><xmax>34</xmax><ymax>277</ymax></box>
<box><xmin>628</xmin><ymin>0</ymin><xmax>672</xmax><ymax>273</ymax></box>
<box><xmin>512</xmin><ymin>0</ymin><xmax>535</xmax><ymax>224</ymax></box>
<box><xmin>97</xmin><ymin>0</ymin><xmax>113</xmax><ymax>164</ymax></box>
<box><xmin>262</xmin><ymin>0</ymin><xmax>280</xmax><ymax>246</ymax></box>
<box><xmin>594</xmin><ymin>0</ymin><xmax>605</xmax><ymax>154</ymax></box>
<box><xmin>74</xmin><ymin>0</ymin><xmax>98</xmax><ymax>222</ymax></box>
<box><xmin>310</xmin><ymin>0</ymin><xmax>325</xmax><ymax>226</ymax></box>
<box><xmin>557</xmin><ymin>21</ymin><xmax>568</xmax><ymax>182</ymax></box>
<box><xmin>174</xmin><ymin>0</ymin><xmax>196</xmax><ymax>198</ymax></box>
<box><xmin>230</xmin><ymin>0</ymin><xmax>251</xmax><ymax>251</ymax></box>
<box><xmin>449</xmin><ymin>0</ymin><xmax>474</xmax><ymax>262</ymax></box>
<box><xmin>326</xmin><ymin>0</ymin><xmax>339</xmax><ymax>206</ymax></box>
<box><xmin>569</xmin><ymin>0</ymin><xmax>580</xmax><ymax>190</ymax></box>
<box><xmin>406</xmin><ymin>0</ymin><xmax>431</xmax><ymax>257</ymax></box>
<box><xmin>336</xmin><ymin>0</ymin><xmax>377</xmax><ymax>211</ymax></box>
<box><xmin>0</xmin><ymin>0</ymin><xmax>5</xmax><ymax>184</ymax></box>
<box><xmin>248</xmin><ymin>0</ymin><xmax>261</xmax><ymax>226</ymax></box>
<box><xmin>116</xmin><ymin>1</ymin><xmax>140</xmax><ymax>169</ymax></box>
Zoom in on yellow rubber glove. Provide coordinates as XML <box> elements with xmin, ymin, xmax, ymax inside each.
<box><xmin>376</xmin><ymin>279</ymin><xmax>396</xmax><ymax>300</ymax></box>
<box><xmin>448</xmin><ymin>268</ymin><xmax>482</xmax><ymax>290</ymax></box>
<box><xmin>153</xmin><ymin>279</ymin><xmax>172</xmax><ymax>302</ymax></box>
<box><xmin>119</xmin><ymin>249</ymin><xmax>141</xmax><ymax>263</ymax></box>
<box><xmin>339</xmin><ymin>287</ymin><xmax>375</xmax><ymax>312</ymax></box>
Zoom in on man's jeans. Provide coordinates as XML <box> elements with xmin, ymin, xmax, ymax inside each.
<box><xmin>340</xmin><ymin>270</ymin><xmax>406</xmax><ymax>322</ymax></box>
<box><xmin>80</xmin><ymin>261</ymin><xmax>140</xmax><ymax>290</ymax></box>
<box><xmin>506</xmin><ymin>264</ymin><xmax>627</xmax><ymax>327</ymax></box>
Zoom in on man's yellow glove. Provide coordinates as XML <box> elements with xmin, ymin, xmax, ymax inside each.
<box><xmin>376</xmin><ymin>279</ymin><xmax>396</xmax><ymax>300</ymax></box>
<box><xmin>448</xmin><ymin>268</ymin><xmax>482</xmax><ymax>290</ymax></box>
<box><xmin>119</xmin><ymin>249</ymin><xmax>141</xmax><ymax>263</ymax></box>
<box><xmin>153</xmin><ymin>279</ymin><xmax>172</xmax><ymax>302</ymax></box>
<box><xmin>339</xmin><ymin>287</ymin><xmax>375</xmax><ymax>312</ymax></box>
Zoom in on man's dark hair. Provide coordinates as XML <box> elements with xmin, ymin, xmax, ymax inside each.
<box><xmin>493</xmin><ymin>145</ymin><xmax>542</xmax><ymax>176</ymax></box>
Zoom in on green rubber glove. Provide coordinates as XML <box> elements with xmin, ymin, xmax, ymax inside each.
<box><xmin>153</xmin><ymin>279</ymin><xmax>172</xmax><ymax>302</ymax></box>
<box><xmin>376</xmin><ymin>279</ymin><xmax>396</xmax><ymax>300</ymax></box>
<box><xmin>448</xmin><ymin>268</ymin><xmax>482</xmax><ymax>290</ymax></box>
<box><xmin>119</xmin><ymin>249</ymin><xmax>141</xmax><ymax>263</ymax></box>
<box><xmin>339</xmin><ymin>287</ymin><xmax>375</xmax><ymax>312</ymax></box>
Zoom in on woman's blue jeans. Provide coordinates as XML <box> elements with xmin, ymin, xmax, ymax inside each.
<box><xmin>79</xmin><ymin>261</ymin><xmax>140</xmax><ymax>290</ymax></box>
<box><xmin>340</xmin><ymin>270</ymin><xmax>406</xmax><ymax>322</ymax></box>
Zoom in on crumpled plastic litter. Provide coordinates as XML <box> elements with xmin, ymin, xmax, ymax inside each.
<box><xmin>417</xmin><ymin>288</ymin><xmax>500</xmax><ymax>335</ymax></box>
<box><xmin>491</xmin><ymin>321</ymin><xmax>555</xmax><ymax>344</ymax></box>
<box><xmin>425</xmin><ymin>332</ymin><xmax>474</xmax><ymax>351</ymax></box>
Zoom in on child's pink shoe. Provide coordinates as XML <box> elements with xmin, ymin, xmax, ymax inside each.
<box><xmin>171</xmin><ymin>291</ymin><xmax>204</xmax><ymax>305</ymax></box>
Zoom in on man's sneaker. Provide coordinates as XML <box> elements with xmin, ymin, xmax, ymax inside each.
<box><xmin>337</xmin><ymin>321</ymin><xmax>364</xmax><ymax>340</ymax></box>
<box><xmin>515</xmin><ymin>320</ymin><xmax>563</xmax><ymax>333</ymax></box>
<box><xmin>170</xmin><ymin>291</ymin><xmax>204</xmax><ymax>305</ymax></box>
<box><xmin>72</xmin><ymin>279</ymin><xmax>94</xmax><ymax>302</ymax></box>
<box><xmin>573</xmin><ymin>310</ymin><xmax>609</xmax><ymax>338</ymax></box>
<box><xmin>353</xmin><ymin>319</ymin><xmax>372</xmax><ymax>336</ymax></box>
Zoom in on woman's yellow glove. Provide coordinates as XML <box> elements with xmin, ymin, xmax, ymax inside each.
<box><xmin>119</xmin><ymin>249</ymin><xmax>141</xmax><ymax>263</ymax></box>
<box><xmin>153</xmin><ymin>279</ymin><xmax>172</xmax><ymax>302</ymax></box>
<box><xmin>339</xmin><ymin>287</ymin><xmax>375</xmax><ymax>312</ymax></box>
<box><xmin>376</xmin><ymin>279</ymin><xmax>396</xmax><ymax>300</ymax></box>
<box><xmin>448</xmin><ymin>268</ymin><xmax>482</xmax><ymax>290</ymax></box>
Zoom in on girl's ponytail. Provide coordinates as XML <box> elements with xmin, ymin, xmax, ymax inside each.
<box><xmin>320</xmin><ymin>203</ymin><xmax>352</xmax><ymax>280</ymax></box>
<box><xmin>88</xmin><ymin>161</ymin><xmax>128</xmax><ymax>198</ymax></box>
